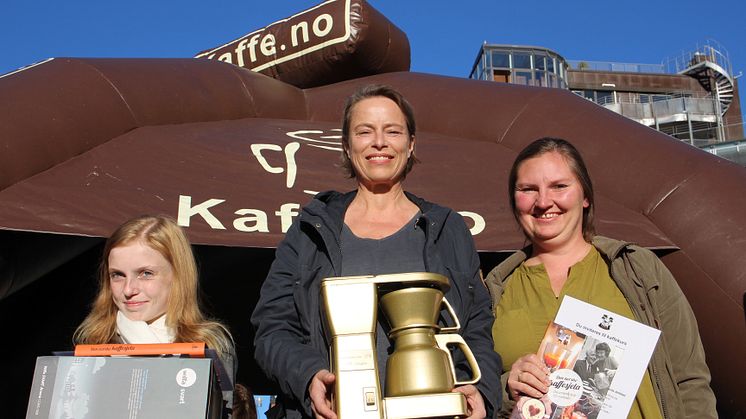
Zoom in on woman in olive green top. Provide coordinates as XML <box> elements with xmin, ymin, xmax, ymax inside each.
<box><xmin>485</xmin><ymin>138</ymin><xmax>717</xmax><ymax>418</ymax></box>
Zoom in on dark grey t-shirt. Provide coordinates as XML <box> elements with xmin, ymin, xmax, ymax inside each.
<box><xmin>339</xmin><ymin>212</ymin><xmax>426</xmax><ymax>394</ymax></box>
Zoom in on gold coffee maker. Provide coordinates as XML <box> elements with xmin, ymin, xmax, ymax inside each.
<box><xmin>320</xmin><ymin>272</ymin><xmax>481</xmax><ymax>419</ymax></box>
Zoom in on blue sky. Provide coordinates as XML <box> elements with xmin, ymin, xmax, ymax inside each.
<box><xmin>3</xmin><ymin>0</ymin><xmax>745</xmax><ymax>118</ymax></box>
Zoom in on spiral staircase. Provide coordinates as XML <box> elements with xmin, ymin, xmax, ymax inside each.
<box><xmin>675</xmin><ymin>42</ymin><xmax>734</xmax><ymax>118</ymax></box>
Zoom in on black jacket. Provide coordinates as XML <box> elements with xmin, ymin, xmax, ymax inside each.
<box><xmin>251</xmin><ymin>190</ymin><xmax>501</xmax><ymax>418</ymax></box>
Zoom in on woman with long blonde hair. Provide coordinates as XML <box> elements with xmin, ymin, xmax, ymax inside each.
<box><xmin>73</xmin><ymin>215</ymin><xmax>237</xmax><ymax>414</ymax></box>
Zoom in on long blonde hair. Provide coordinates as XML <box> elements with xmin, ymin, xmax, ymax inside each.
<box><xmin>73</xmin><ymin>215</ymin><xmax>233</xmax><ymax>357</ymax></box>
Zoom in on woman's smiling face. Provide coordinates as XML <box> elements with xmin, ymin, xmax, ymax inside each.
<box><xmin>513</xmin><ymin>151</ymin><xmax>589</xmax><ymax>248</ymax></box>
<box><xmin>109</xmin><ymin>240</ymin><xmax>173</xmax><ymax>323</ymax></box>
<box><xmin>347</xmin><ymin>96</ymin><xmax>414</xmax><ymax>190</ymax></box>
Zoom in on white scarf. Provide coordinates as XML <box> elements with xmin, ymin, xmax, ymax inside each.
<box><xmin>116</xmin><ymin>311</ymin><xmax>175</xmax><ymax>344</ymax></box>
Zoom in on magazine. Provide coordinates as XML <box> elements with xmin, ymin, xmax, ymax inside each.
<box><xmin>511</xmin><ymin>296</ymin><xmax>660</xmax><ymax>419</ymax></box>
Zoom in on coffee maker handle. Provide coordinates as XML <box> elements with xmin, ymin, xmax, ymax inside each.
<box><xmin>439</xmin><ymin>297</ymin><xmax>462</xmax><ymax>333</ymax></box>
<box><xmin>434</xmin><ymin>333</ymin><xmax>482</xmax><ymax>386</ymax></box>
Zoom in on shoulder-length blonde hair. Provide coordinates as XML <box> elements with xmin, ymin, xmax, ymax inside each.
<box><xmin>73</xmin><ymin>215</ymin><xmax>233</xmax><ymax>357</ymax></box>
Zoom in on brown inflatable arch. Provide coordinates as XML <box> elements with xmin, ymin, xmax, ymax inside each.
<box><xmin>0</xmin><ymin>0</ymin><xmax>743</xmax><ymax>416</ymax></box>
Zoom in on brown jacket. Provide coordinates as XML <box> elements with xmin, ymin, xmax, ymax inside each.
<box><xmin>485</xmin><ymin>236</ymin><xmax>717</xmax><ymax>419</ymax></box>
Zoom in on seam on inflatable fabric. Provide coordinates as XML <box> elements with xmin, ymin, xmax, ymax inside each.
<box><xmin>647</xmin><ymin>170</ymin><xmax>740</xmax><ymax>306</ymax></box>
<box><xmin>499</xmin><ymin>89</ymin><xmax>566</xmax><ymax>145</ymax></box>
<box><xmin>0</xmin><ymin>58</ymin><xmax>55</xmax><ymax>80</ymax></box>
<box><xmin>643</xmin><ymin>173</ymin><xmax>738</xmax><ymax>306</ymax></box>
<box><xmin>677</xmin><ymin>246</ymin><xmax>737</xmax><ymax>306</ymax></box>
<box><xmin>375</xmin><ymin>24</ymin><xmax>392</xmax><ymax>73</ymax></box>
<box><xmin>229</xmin><ymin>66</ymin><xmax>257</xmax><ymax>117</ymax></box>
<box><xmin>647</xmin><ymin>175</ymin><xmax>693</xmax><ymax>216</ymax></box>
<box><xmin>302</xmin><ymin>89</ymin><xmax>311</xmax><ymax>121</ymax></box>
<box><xmin>498</xmin><ymin>101</ymin><xmax>531</xmax><ymax>144</ymax></box>
<box><xmin>80</xmin><ymin>60</ymin><xmax>139</xmax><ymax>127</ymax></box>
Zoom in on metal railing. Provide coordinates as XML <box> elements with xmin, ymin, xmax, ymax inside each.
<box><xmin>700</xmin><ymin>134</ymin><xmax>746</xmax><ymax>167</ymax></box>
<box><xmin>601</xmin><ymin>98</ymin><xmax>717</xmax><ymax>123</ymax></box>
<box><xmin>591</xmin><ymin>91</ymin><xmax>713</xmax><ymax>107</ymax></box>
<box><xmin>569</xmin><ymin>39</ymin><xmax>734</xmax><ymax>78</ymax></box>
<box><xmin>670</xmin><ymin>120</ymin><xmax>746</xmax><ymax>148</ymax></box>
<box><xmin>568</xmin><ymin>60</ymin><xmax>665</xmax><ymax>74</ymax></box>
<box><xmin>579</xmin><ymin>92</ymin><xmax>729</xmax><ymax>143</ymax></box>
<box><xmin>663</xmin><ymin>39</ymin><xmax>733</xmax><ymax>76</ymax></box>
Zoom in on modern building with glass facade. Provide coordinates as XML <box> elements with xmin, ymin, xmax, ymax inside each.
<box><xmin>470</xmin><ymin>44</ymin><xmax>570</xmax><ymax>89</ymax></box>
<box><xmin>469</xmin><ymin>41</ymin><xmax>743</xmax><ymax>148</ymax></box>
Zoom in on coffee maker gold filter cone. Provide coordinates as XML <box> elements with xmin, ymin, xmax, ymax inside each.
<box><xmin>379</xmin><ymin>287</ymin><xmax>443</xmax><ymax>332</ymax></box>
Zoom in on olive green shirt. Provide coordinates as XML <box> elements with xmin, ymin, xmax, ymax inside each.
<box><xmin>492</xmin><ymin>246</ymin><xmax>662</xmax><ymax>418</ymax></box>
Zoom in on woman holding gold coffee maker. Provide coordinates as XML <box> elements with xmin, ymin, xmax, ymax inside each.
<box><xmin>251</xmin><ymin>85</ymin><xmax>500</xmax><ymax>419</ymax></box>
<box><xmin>485</xmin><ymin>137</ymin><xmax>716</xmax><ymax>418</ymax></box>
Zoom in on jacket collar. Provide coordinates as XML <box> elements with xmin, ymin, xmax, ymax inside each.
<box><xmin>491</xmin><ymin>248</ymin><xmax>529</xmax><ymax>285</ymax></box>
<box><xmin>490</xmin><ymin>235</ymin><xmax>634</xmax><ymax>286</ymax></box>
<box><xmin>593</xmin><ymin>235</ymin><xmax>658</xmax><ymax>290</ymax></box>
<box><xmin>404</xmin><ymin>191</ymin><xmax>448</xmax><ymax>240</ymax></box>
<box><xmin>300</xmin><ymin>190</ymin><xmax>353</xmax><ymax>232</ymax></box>
<box><xmin>592</xmin><ymin>235</ymin><xmax>632</xmax><ymax>261</ymax></box>
<box><xmin>304</xmin><ymin>189</ymin><xmax>449</xmax><ymax>236</ymax></box>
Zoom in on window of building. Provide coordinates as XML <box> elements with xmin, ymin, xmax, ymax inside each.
<box><xmin>513</xmin><ymin>70</ymin><xmax>533</xmax><ymax>85</ymax></box>
<box><xmin>596</xmin><ymin>91</ymin><xmax>614</xmax><ymax>105</ymax></box>
<box><xmin>491</xmin><ymin>51</ymin><xmax>510</xmax><ymax>68</ymax></box>
<box><xmin>535</xmin><ymin>70</ymin><xmax>546</xmax><ymax>87</ymax></box>
<box><xmin>472</xmin><ymin>58</ymin><xmax>482</xmax><ymax>80</ymax></box>
<box><xmin>513</xmin><ymin>53</ymin><xmax>532</xmax><ymax>69</ymax></box>
<box><xmin>493</xmin><ymin>69</ymin><xmax>510</xmax><ymax>83</ymax></box>
<box><xmin>574</xmin><ymin>90</ymin><xmax>599</xmax><ymax>99</ymax></box>
<box><xmin>535</xmin><ymin>54</ymin><xmax>546</xmax><ymax>71</ymax></box>
<box><xmin>616</xmin><ymin>92</ymin><xmax>635</xmax><ymax>103</ymax></box>
<box><xmin>548</xmin><ymin>73</ymin><xmax>558</xmax><ymax>88</ymax></box>
<box><xmin>473</xmin><ymin>47</ymin><xmax>569</xmax><ymax>90</ymax></box>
